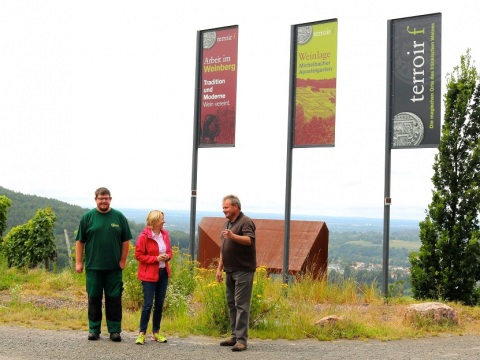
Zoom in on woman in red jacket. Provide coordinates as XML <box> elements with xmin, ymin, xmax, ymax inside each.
<box><xmin>134</xmin><ymin>210</ymin><xmax>173</xmax><ymax>345</ymax></box>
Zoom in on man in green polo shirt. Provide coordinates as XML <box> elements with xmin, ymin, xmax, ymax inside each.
<box><xmin>75</xmin><ymin>187</ymin><xmax>132</xmax><ymax>342</ymax></box>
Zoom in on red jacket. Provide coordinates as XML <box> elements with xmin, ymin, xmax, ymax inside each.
<box><xmin>135</xmin><ymin>227</ymin><xmax>173</xmax><ymax>282</ymax></box>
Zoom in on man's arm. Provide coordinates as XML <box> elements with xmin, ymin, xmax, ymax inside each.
<box><xmin>222</xmin><ymin>229</ymin><xmax>252</xmax><ymax>246</ymax></box>
<box><xmin>216</xmin><ymin>253</ymin><xmax>224</xmax><ymax>283</ymax></box>
<box><xmin>119</xmin><ymin>240</ymin><xmax>130</xmax><ymax>270</ymax></box>
<box><xmin>75</xmin><ymin>241</ymin><xmax>84</xmax><ymax>273</ymax></box>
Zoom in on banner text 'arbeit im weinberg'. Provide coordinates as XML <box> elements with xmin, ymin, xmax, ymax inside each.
<box><xmin>390</xmin><ymin>13</ymin><xmax>441</xmax><ymax>148</ymax></box>
<box><xmin>198</xmin><ymin>26</ymin><xmax>238</xmax><ymax>147</ymax></box>
<box><xmin>293</xmin><ymin>20</ymin><xmax>338</xmax><ymax>147</ymax></box>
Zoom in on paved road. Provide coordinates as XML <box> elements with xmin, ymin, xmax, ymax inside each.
<box><xmin>1</xmin><ymin>326</ymin><xmax>480</xmax><ymax>359</ymax></box>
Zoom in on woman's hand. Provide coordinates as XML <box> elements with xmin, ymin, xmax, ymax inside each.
<box><xmin>158</xmin><ymin>254</ymin><xmax>169</xmax><ymax>261</ymax></box>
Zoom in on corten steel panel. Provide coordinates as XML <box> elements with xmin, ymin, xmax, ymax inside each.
<box><xmin>197</xmin><ymin>217</ymin><xmax>328</xmax><ymax>278</ymax></box>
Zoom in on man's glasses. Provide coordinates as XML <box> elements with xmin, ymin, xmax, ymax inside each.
<box><xmin>96</xmin><ymin>197</ymin><xmax>111</xmax><ymax>201</ymax></box>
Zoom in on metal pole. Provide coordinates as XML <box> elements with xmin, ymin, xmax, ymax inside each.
<box><xmin>382</xmin><ymin>20</ymin><xmax>394</xmax><ymax>297</ymax></box>
<box><xmin>283</xmin><ymin>24</ymin><xmax>297</xmax><ymax>285</ymax></box>
<box><xmin>189</xmin><ymin>30</ymin><xmax>202</xmax><ymax>261</ymax></box>
<box><xmin>64</xmin><ymin>229</ymin><xmax>72</xmax><ymax>268</ymax></box>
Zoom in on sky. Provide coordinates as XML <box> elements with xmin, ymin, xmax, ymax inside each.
<box><xmin>0</xmin><ymin>0</ymin><xmax>478</xmax><ymax>221</ymax></box>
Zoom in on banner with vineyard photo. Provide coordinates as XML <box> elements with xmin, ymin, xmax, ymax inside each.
<box><xmin>292</xmin><ymin>19</ymin><xmax>338</xmax><ymax>147</ymax></box>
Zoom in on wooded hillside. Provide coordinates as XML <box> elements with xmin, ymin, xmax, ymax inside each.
<box><xmin>0</xmin><ymin>186</ymin><xmax>146</xmax><ymax>269</ymax></box>
<box><xmin>0</xmin><ymin>186</ymin><xmax>87</xmax><ymax>237</ymax></box>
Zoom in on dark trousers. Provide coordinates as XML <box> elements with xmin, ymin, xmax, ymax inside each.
<box><xmin>86</xmin><ymin>269</ymin><xmax>123</xmax><ymax>334</ymax></box>
<box><xmin>139</xmin><ymin>268</ymin><xmax>169</xmax><ymax>333</ymax></box>
<box><xmin>225</xmin><ymin>271</ymin><xmax>254</xmax><ymax>345</ymax></box>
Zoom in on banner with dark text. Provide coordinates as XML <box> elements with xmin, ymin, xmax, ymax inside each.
<box><xmin>197</xmin><ymin>25</ymin><xmax>238</xmax><ymax>147</ymax></box>
<box><xmin>292</xmin><ymin>19</ymin><xmax>338</xmax><ymax>147</ymax></box>
<box><xmin>389</xmin><ymin>13</ymin><xmax>441</xmax><ymax>148</ymax></box>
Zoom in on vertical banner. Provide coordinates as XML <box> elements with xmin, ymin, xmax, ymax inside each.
<box><xmin>292</xmin><ymin>19</ymin><xmax>338</xmax><ymax>147</ymax></box>
<box><xmin>389</xmin><ymin>13</ymin><xmax>441</xmax><ymax>148</ymax></box>
<box><xmin>196</xmin><ymin>25</ymin><xmax>238</xmax><ymax>147</ymax></box>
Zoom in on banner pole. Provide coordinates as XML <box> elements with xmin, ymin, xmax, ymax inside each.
<box><xmin>189</xmin><ymin>30</ymin><xmax>202</xmax><ymax>261</ymax></box>
<box><xmin>283</xmin><ymin>24</ymin><xmax>298</xmax><ymax>285</ymax></box>
<box><xmin>382</xmin><ymin>20</ymin><xmax>394</xmax><ymax>297</ymax></box>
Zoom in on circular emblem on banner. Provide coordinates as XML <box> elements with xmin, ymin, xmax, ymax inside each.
<box><xmin>392</xmin><ymin>112</ymin><xmax>424</xmax><ymax>147</ymax></box>
<box><xmin>203</xmin><ymin>31</ymin><xmax>217</xmax><ymax>49</ymax></box>
<box><xmin>297</xmin><ymin>26</ymin><xmax>313</xmax><ymax>45</ymax></box>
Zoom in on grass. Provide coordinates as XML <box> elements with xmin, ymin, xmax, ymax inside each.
<box><xmin>1</xmin><ymin>249</ymin><xmax>480</xmax><ymax>341</ymax></box>
<box><xmin>344</xmin><ymin>239</ymin><xmax>420</xmax><ymax>250</ymax></box>
<box><xmin>390</xmin><ymin>239</ymin><xmax>421</xmax><ymax>251</ymax></box>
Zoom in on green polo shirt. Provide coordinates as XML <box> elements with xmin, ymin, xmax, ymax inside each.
<box><xmin>76</xmin><ymin>208</ymin><xmax>132</xmax><ymax>270</ymax></box>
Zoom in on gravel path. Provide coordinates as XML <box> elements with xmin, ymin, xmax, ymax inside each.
<box><xmin>0</xmin><ymin>326</ymin><xmax>480</xmax><ymax>360</ymax></box>
<box><xmin>1</xmin><ymin>326</ymin><xmax>480</xmax><ymax>359</ymax></box>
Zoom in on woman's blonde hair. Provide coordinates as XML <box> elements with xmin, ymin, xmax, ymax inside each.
<box><xmin>146</xmin><ymin>210</ymin><xmax>164</xmax><ymax>227</ymax></box>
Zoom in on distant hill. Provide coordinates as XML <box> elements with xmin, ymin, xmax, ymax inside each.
<box><xmin>0</xmin><ymin>186</ymin><xmax>88</xmax><ymax>237</ymax></box>
<box><xmin>0</xmin><ymin>186</ymin><xmax>420</xmax><ymax>270</ymax></box>
<box><xmin>0</xmin><ymin>187</ymin><xmax>151</xmax><ymax>269</ymax></box>
<box><xmin>120</xmin><ymin>208</ymin><xmax>421</xmax><ymax>234</ymax></box>
<box><xmin>1</xmin><ymin>186</ymin><xmax>421</xmax><ymax>236</ymax></box>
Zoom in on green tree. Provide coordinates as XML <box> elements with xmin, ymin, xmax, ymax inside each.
<box><xmin>0</xmin><ymin>195</ymin><xmax>12</xmax><ymax>238</ymax></box>
<box><xmin>2</xmin><ymin>207</ymin><xmax>58</xmax><ymax>269</ymax></box>
<box><xmin>410</xmin><ymin>50</ymin><xmax>480</xmax><ymax>305</ymax></box>
<box><xmin>169</xmin><ymin>230</ymin><xmax>190</xmax><ymax>251</ymax></box>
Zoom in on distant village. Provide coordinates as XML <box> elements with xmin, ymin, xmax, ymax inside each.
<box><xmin>328</xmin><ymin>262</ymin><xmax>411</xmax><ymax>280</ymax></box>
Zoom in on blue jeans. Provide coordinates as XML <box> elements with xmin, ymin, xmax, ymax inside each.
<box><xmin>139</xmin><ymin>268</ymin><xmax>169</xmax><ymax>333</ymax></box>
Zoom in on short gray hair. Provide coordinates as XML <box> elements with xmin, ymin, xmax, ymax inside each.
<box><xmin>223</xmin><ymin>194</ymin><xmax>241</xmax><ymax>209</ymax></box>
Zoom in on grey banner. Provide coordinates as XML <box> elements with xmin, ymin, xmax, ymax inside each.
<box><xmin>389</xmin><ymin>13</ymin><xmax>441</xmax><ymax>148</ymax></box>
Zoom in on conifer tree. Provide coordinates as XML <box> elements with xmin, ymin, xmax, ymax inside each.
<box><xmin>410</xmin><ymin>50</ymin><xmax>480</xmax><ymax>305</ymax></box>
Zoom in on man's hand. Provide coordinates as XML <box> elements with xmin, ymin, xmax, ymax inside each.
<box><xmin>216</xmin><ymin>268</ymin><xmax>223</xmax><ymax>283</ymax></box>
<box><xmin>119</xmin><ymin>259</ymin><xmax>126</xmax><ymax>270</ymax></box>
<box><xmin>75</xmin><ymin>262</ymin><xmax>83</xmax><ymax>273</ymax></box>
<box><xmin>222</xmin><ymin>229</ymin><xmax>233</xmax><ymax>239</ymax></box>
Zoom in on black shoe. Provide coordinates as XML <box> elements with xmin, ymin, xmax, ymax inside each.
<box><xmin>110</xmin><ymin>332</ymin><xmax>122</xmax><ymax>342</ymax></box>
<box><xmin>232</xmin><ymin>343</ymin><xmax>247</xmax><ymax>352</ymax></box>
<box><xmin>220</xmin><ymin>338</ymin><xmax>236</xmax><ymax>346</ymax></box>
<box><xmin>88</xmin><ymin>332</ymin><xmax>100</xmax><ymax>341</ymax></box>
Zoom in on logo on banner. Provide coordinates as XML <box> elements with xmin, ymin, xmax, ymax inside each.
<box><xmin>203</xmin><ymin>31</ymin><xmax>216</xmax><ymax>49</ymax></box>
<box><xmin>392</xmin><ymin>112</ymin><xmax>424</xmax><ymax>147</ymax></box>
<box><xmin>297</xmin><ymin>26</ymin><xmax>313</xmax><ymax>44</ymax></box>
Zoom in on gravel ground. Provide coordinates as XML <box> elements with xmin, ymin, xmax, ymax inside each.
<box><xmin>1</xmin><ymin>326</ymin><xmax>480</xmax><ymax>360</ymax></box>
